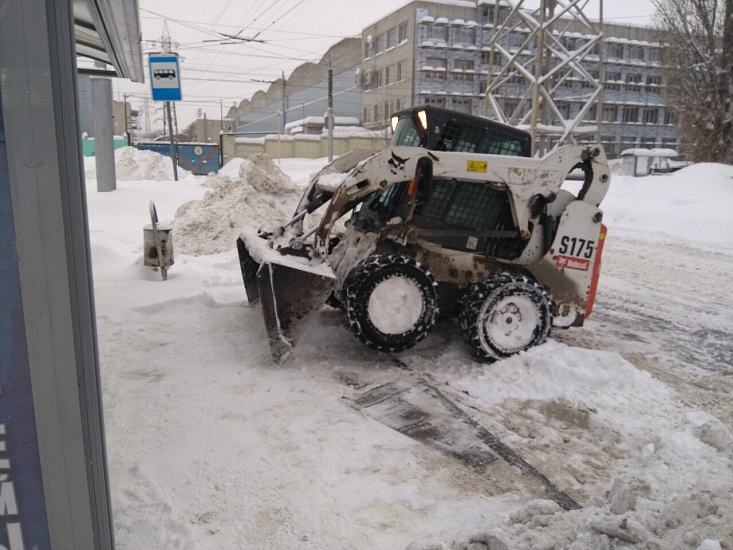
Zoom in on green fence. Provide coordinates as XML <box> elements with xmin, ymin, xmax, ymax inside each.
<box><xmin>82</xmin><ymin>135</ymin><xmax>129</xmax><ymax>157</ymax></box>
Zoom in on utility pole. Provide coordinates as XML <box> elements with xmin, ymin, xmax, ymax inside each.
<box><xmin>327</xmin><ymin>56</ymin><xmax>334</xmax><ymax>161</ymax></box>
<box><xmin>281</xmin><ymin>71</ymin><xmax>286</xmax><ymax>134</ymax></box>
<box><xmin>220</xmin><ymin>99</ymin><xmax>224</xmax><ymax>133</ymax></box>
<box><xmin>159</xmin><ymin>21</ymin><xmax>178</xmax><ymax>180</ymax></box>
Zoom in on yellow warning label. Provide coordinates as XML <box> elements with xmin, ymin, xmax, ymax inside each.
<box><xmin>467</xmin><ymin>161</ymin><xmax>488</xmax><ymax>173</ymax></box>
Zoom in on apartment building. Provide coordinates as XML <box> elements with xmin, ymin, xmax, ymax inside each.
<box><xmin>359</xmin><ymin>0</ymin><xmax>679</xmax><ymax>157</ymax></box>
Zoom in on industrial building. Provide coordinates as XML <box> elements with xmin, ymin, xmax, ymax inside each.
<box><xmin>359</xmin><ymin>0</ymin><xmax>677</xmax><ymax>157</ymax></box>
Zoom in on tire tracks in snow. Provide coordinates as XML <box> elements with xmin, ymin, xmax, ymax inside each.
<box><xmin>346</xmin><ymin>356</ymin><xmax>581</xmax><ymax>511</ymax></box>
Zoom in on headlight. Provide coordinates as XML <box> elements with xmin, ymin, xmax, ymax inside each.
<box><xmin>417</xmin><ymin>110</ymin><xmax>428</xmax><ymax>130</ymax></box>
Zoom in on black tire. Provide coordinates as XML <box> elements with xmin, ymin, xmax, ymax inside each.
<box><xmin>459</xmin><ymin>273</ymin><xmax>552</xmax><ymax>360</ymax></box>
<box><xmin>343</xmin><ymin>254</ymin><xmax>439</xmax><ymax>352</ymax></box>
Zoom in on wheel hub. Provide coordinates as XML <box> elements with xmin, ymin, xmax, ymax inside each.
<box><xmin>367</xmin><ymin>276</ymin><xmax>424</xmax><ymax>335</ymax></box>
<box><xmin>485</xmin><ymin>297</ymin><xmax>539</xmax><ymax>353</ymax></box>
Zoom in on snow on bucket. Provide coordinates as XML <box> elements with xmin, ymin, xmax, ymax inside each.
<box><xmin>144</xmin><ymin>201</ymin><xmax>174</xmax><ymax>280</ymax></box>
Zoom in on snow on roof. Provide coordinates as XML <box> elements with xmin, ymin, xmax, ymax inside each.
<box><xmin>621</xmin><ymin>148</ymin><xmax>679</xmax><ymax>158</ymax></box>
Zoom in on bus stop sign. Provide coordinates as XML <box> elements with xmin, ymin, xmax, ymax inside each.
<box><xmin>149</xmin><ymin>54</ymin><xmax>182</xmax><ymax>102</ymax></box>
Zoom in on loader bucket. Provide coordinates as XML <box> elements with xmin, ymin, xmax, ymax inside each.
<box><xmin>237</xmin><ymin>237</ymin><xmax>261</xmax><ymax>305</ymax></box>
<box><xmin>236</xmin><ymin>234</ymin><xmax>337</xmax><ymax>362</ymax></box>
<box><xmin>257</xmin><ymin>261</ymin><xmax>337</xmax><ymax>362</ymax></box>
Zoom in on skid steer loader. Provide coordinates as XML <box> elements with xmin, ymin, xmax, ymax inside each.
<box><xmin>237</xmin><ymin>106</ymin><xmax>610</xmax><ymax>362</ymax></box>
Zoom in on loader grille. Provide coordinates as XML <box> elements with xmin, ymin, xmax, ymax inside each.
<box><xmin>413</xmin><ymin>178</ymin><xmax>527</xmax><ymax>260</ymax></box>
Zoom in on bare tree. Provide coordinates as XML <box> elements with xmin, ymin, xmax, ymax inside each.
<box><xmin>652</xmin><ymin>0</ymin><xmax>733</xmax><ymax>162</ymax></box>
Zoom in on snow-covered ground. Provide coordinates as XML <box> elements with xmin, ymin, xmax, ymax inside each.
<box><xmin>84</xmin><ymin>149</ymin><xmax>733</xmax><ymax>549</ymax></box>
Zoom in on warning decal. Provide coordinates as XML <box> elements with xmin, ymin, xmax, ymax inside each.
<box><xmin>467</xmin><ymin>161</ymin><xmax>487</xmax><ymax>173</ymax></box>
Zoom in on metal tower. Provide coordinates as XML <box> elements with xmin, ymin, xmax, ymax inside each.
<box><xmin>483</xmin><ymin>0</ymin><xmax>604</xmax><ymax>156</ymax></box>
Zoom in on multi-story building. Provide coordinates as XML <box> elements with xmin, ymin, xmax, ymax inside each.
<box><xmin>359</xmin><ymin>0</ymin><xmax>679</xmax><ymax>157</ymax></box>
<box><xmin>232</xmin><ymin>38</ymin><xmax>362</xmax><ymax>135</ymax></box>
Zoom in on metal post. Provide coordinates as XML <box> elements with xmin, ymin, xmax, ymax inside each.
<box><xmin>123</xmin><ymin>93</ymin><xmax>131</xmax><ymax>145</ymax></box>
<box><xmin>596</xmin><ymin>0</ymin><xmax>605</xmax><ymax>146</ymax></box>
<box><xmin>92</xmin><ymin>77</ymin><xmax>117</xmax><ymax>191</ymax></box>
<box><xmin>327</xmin><ymin>57</ymin><xmax>334</xmax><ymax>161</ymax></box>
<box><xmin>282</xmin><ymin>71</ymin><xmax>287</xmax><ymax>133</ymax></box>
<box><xmin>530</xmin><ymin>1</ymin><xmax>546</xmax><ymax>157</ymax></box>
<box><xmin>165</xmin><ymin>101</ymin><xmax>178</xmax><ymax>181</ymax></box>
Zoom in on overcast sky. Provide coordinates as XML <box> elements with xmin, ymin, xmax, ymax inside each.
<box><xmin>115</xmin><ymin>0</ymin><xmax>657</xmax><ymax>131</ymax></box>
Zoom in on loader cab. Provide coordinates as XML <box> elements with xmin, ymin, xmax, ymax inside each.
<box><xmin>390</xmin><ymin>105</ymin><xmax>531</xmax><ymax>157</ymax></box>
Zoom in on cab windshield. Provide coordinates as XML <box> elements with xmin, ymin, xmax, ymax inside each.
<box><xmin>390</xmin><ymin>117</ymin><xmax>424</xmax><ymax>147</ymax></box>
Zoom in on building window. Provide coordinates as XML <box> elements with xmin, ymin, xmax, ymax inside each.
<box><xmin>583</xmin><ymin>105</ymin><xmax>597</xmax><ymax>121</ymax></box>
<box><xmin>561</xmin><ymin>37</ymin><xmax>576</xmax><ymax>51</ymax></box>
<box><xmin>386</xmin><ymin>28</ymin><xmax>396</xmax><ymax>50</ymax></box>
<box><xmin>629</xmin><ymin>46</ymin><xmax>644</xmax><ymax>61</ymax></box>
<box><xmin>373</xmin><ymin>104</ymin><xmax>381</xmax><ymax>122</ymax></box>
<box><xmin>453</xmin><ymin>59</ymin><xmax>474</xmax><ymax>81</ymax></box>
<box><xmin>397</xmin><ymin>60</ymin><xmax>408</xmax><ymax>81</ymax></box>
<box><xmin>641</xmin><ymin>137</ymin><xmax>656</xmax><ymax>147</ymax></box>
<box><xmin>364</xmin><ymin>41</ymin><xmax>372</xmax><ymax>60</ymax></box>
<box><xmin>556</xmin><ymin>102</ymin><xmax>571</xmax><ymax>121</ymax></box>
<box><xmin>607</xmin><ymin>43</ymin><xmax>624</xmax><ymax>59</ymax></box>
<box><xmin>646</xmin><ymin>75</ymin><xmax>662</xmax><ymax>91</ymax></box>
<box><xmin>623</xmin><ymin>107</ymin><xmax>639</xmax><ymax>123</ymax></box>
<box><xmin>626</xmin><ymin>73</ymin><xmax>642</xmax><ymax>91</ymax></box>
<box><xmin>605</xmin><ymin>71</ymin><xmax>622</xmax><ymax>91</ymax></box>
<box><xmin>581</xmin><ymin>70</ymin><xmax>599</xmax><ymax>89</ymax></box>
<box><xmin>454</xmin><ymin>27</ymin><xmax>476</xmax><ymax>46</ymax></box>
<box><xmin>363</xmin><ymin>107</ymin><xmax>369</xmax><ymax>123</ymax></box>
<box><xmin>482</xmin><ymin>6</ymin><xmax>509</xmax><ymax>25</ymax></box>
<box><xmin>385</xmin><ymin>65</ymin><xmax>396</xmax><ymax>85</ymax></box>
<box><xmin>426</xmin><ymin>57</ymin><xmax>447</xmax><ymax>79</ymax></box>
<box><xmin>662</xmin><ymin>137</ymin><xmax>678</xmax><ymax>148</ymax></box>
<box><xmin>452</xmin><ymin>98</ymin><xmax>471</xmax><ymax>114</ymax></box>
<box><xmin>664</xmin><ymin>110</ymin><xmax>676</xmax><ymax>125</ymax></box>
<box><xmin>424</xmin><ymin>97</ymin><xmax>446</xmax><ymax>108</ymax></box>
<box><xmin>375</xmin><ymin>34</ymin><xmax>385</xmax><ymax>55</ymax></box>
<box><xmin>602</xmin><ymin>105</ymin><xmax>618</xmax><ymax>122</ymax></box>
<box><xmin>649</xmin><ymin>48</ymin><xmax>661</xmax><ymax>63</ymax></box>
<box><xmin>426</xmin><ymin>25</ymin><xmax>448</xmax><ymax>42</ymax></box>
<box><xmin>399</xmin><ymin>22</ymin><xmax>408</xmax><ymax>44</ymax></box>
<box><xmin>396</xmin><ymin>98</ymin><xmax>406</xmax><ymax>111</ymax></box>
<box><xmin>363</xmin><ymin>70</ymin><xmax>371</xmax><ymax>90</ymax></box>
<box><xmin>643</xmin><ymin>109</ymin><xmax>659</xmax><ymax>124</ymax></box>
<box><xmin>509</xmin><ymin>32</ymin><xmax>525</xmax><ymax>48</ymax></box>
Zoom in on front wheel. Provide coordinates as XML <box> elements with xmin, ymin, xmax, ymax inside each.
<box><xmin>460</xmin><ymin>273</ymin><xmax>552</xmax><ymax>360</ymax></box>
<box><xmin>343</xmin><ymin>254</ymin><xmax>439</xmax><ymax>352</ymax></box>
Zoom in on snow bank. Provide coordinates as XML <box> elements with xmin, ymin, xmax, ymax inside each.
<box><xmin>602</xmin><ymin>163</ymin><xmax>733</xmax><ymax>252</ymax></box>
<box><xmin>172</xmin><ymin>154</ymin><xmax>301</xmax><ymax>255</ymax></box>
<box><xmin>85</xmin><ymin>146</ymin><xmax>192</xmax><ymax>181</ymax></box>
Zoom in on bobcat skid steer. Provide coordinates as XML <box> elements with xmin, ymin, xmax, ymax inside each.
<box><xmin>237</xmin><ymin>106</ymin><xmax>611</xmax><ymax>362</ymax></box>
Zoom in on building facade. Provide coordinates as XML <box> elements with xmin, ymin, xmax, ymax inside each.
<box><xmin>359</xmin><ymin>0</ymin><xmax>678</xmax><ymax>158</ymax></box>
<box><xmin>232</xmin><ymin>38</ymin><xmax>363</xmax><ymax>136</ymax></box>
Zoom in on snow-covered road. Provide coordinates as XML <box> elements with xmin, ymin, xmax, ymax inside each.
<box><xmin>88</xmin><ymin>150</ymin><xmax>733</xmax><ymax>549</ymax></box>
<box><xmin>556</xmin><ymin>236</ymin><xmax>733</xmax><ymax>427</ymax></box>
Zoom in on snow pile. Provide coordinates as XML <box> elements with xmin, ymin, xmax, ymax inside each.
<box><xmin>172</xmin><ymin>154</ymin><xmax>301</xmax><ymax>255</ymax></box>
<box><xmin>407</xmin><ymin>341</ymin><xmax>733</xmax><ymax>549</ymax></box>
<box><xmin>84</xmin><ymin>146</ymin><xmax>191</xmax><ymax>181</ymax></box>
<box><xmin>601</xmin><ymin>162</ymin><xmax>733</xmax><ymax>252</ymax></box>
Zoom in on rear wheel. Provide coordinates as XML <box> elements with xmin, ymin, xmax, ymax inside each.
<box><xmin>460</xmin><ymin>273</ymin><xmax>552</xmax><ymax>360</ymax></box>
<box><xmin>343</xmin><ymin>254</ymin><xmax>439</xmax><ymax>352</ymax></box>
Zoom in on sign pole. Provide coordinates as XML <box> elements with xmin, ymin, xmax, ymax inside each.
<box><xmin>165</xmin><ymin>101</ymin><xmax>178</xmax><ymax>181</ymax></box>
<box><xmin>148</xmin><ymin>53</ymin><xmax>182</xmax><ymax>181</ymax></box>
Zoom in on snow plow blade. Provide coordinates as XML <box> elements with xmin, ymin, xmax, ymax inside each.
<box><xmin>237</xmin><ymin>234</ymin><xmax>337</xmax><ymax>362</ymax></box>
